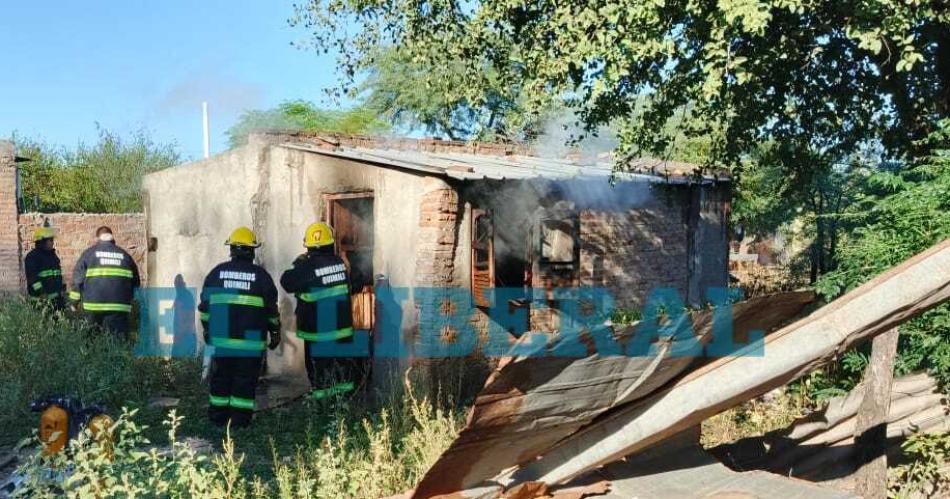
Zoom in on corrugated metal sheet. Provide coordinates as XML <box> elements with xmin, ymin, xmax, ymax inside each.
<box><xmin>279</xmin><ymin>143</ymin><xmax>729</xmax><ymax>184</ymax></box>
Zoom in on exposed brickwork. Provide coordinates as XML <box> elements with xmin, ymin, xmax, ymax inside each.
<box><xmin>18</xmin><ymin>213</ymin><xmax>147</xmax><ymax>288</ymax></box>
<box><xmin>577</xmin><ymin>203</ymin><xmax>690</xmax><ymax>311</ymax></box>
<box><xmin>0</xmin><ymin>142</ymin><xmax>20</xmax><ymax>292</ymax></box>
<box><xmin>414</xmin><ymin>187</ymin><xmax>462</xmax><ymax>288</ymax></box>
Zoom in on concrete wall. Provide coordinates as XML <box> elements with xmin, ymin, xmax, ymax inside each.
<box><xmin>144</xmin><ymin>138</ymin><xmax>432</xmax><ymax>379</ymax></box>
<box><xmin>0</xmin><ymin>142</ymin><xmax>19</xmax><ymax>293</ymax></box>
<box><xmin>18</xmin><ymin>213</ymin><xmax>147</xmax><ymax>288</ymax></box>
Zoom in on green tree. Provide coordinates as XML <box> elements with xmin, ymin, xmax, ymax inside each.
<box><xmin>226</xmin><ymin>100</ymin><xmax>389</xmax><ymax>148</ymax></box>
<box><xmin>732</xmin><ymin>143</ymin><xmax>879</xmax><ymax>282</ymax></box>
<box><xmin>15</xmin><ymin>128</ymin><xmax>179</xmax><ymax>213</ymax></box>
<box><xmin>816</xmin><ymin>120</ymin><xmax>950</xmax><ymax>386</ymax></box>
<box><xmin>293</xmin><ymin>0</ymin><xmax>950</xmax><ymax>168</ymax></box>
<box><xmin>359</xmin><ymin>48</ymin><xmax>535</xmax><ymax>141</ymax></box>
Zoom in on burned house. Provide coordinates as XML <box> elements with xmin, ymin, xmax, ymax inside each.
<box><xmin>142</xmin><ymin>132</ymin><xmax>730</xmax><ymax>384</ymax></box>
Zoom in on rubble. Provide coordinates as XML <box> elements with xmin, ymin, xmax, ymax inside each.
<box><xmin>711</xmin><ymin>372</ymin><xmax>950</xmax><ymax>482</ymax></box>
<box><xmin>413</xmin><ymin>290</ymin><xmax>816</xmax><ymax>497</ymax></box>
<box><xmin>412</xmin><ymin>238</ymin><xmax>950</xmax><ymax>498</ymax></box>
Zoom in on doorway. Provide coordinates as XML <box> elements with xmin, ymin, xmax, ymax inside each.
<box><xmin>324</xmin><ymin>193</ymin><xmax>375</xmax><ymax>330</ymax></box>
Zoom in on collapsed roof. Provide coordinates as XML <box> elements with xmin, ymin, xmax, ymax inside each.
<box><xmin>250</xmin><ymin>131</ymin><xmax>730</xmax><ymax>184</ymax></box>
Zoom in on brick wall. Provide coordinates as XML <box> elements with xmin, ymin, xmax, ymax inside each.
<box><xmin>18</xmin><ymin>213</ymin><xmax>147</xmax><ymax>288</ymax></box>
<box><xmin>0</xmin><ymin>142</ymin><xmax>20</xmax><ymax>292</ymax></box>
<box><xmin>414</xmin><ymin>186</ymin><xmax>462</xmax><ymax>288</ymax></box>
<box><xmin>578</xmin><ymin>202</ymin><xmax>690</xmax><ymax>311</ymax></box>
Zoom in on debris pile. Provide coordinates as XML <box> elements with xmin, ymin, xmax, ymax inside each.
<box><xmin>712</xmin><ymin>372</ymin><xmax>950</xmax><ymax>482</ymax></box>
<box><xmin>410</xmin><ymin>238</ymin><xmax>950</xmax><ymax>498</ymax></box>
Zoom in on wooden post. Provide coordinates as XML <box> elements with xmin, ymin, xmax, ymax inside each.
<box><xmin>853</xmin><ymin>327</ymin><xmax>900</xmax><ymax>499</ymax></box>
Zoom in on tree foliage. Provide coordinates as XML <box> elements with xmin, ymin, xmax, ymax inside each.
<box><xmin>293</xmin><ymin>0</ymin><xmax>950</xmax><ymax>168</ymax></box>
<box><xmin>816</xmin><ymin>120</ymin><xmax>950</xmax><ymax>385</ymax></box>
<box><xmin>226</xmin><ymin>100</ymin><xmax>389</xmax><ymax>148</ymax></box>
<box><xmin>359</xmin><ymin>47</ymin><xmax>536</xmax><ymax>141</ymax></box>
<box><xmin>16</xmin><ymin>128</ymin><xmax>179</xmax><ymax>213</ymax></box>
<box><xmin>733</xmin><ymin>143</ymin><xmax>884</xmax><ymax>281</ymax></box>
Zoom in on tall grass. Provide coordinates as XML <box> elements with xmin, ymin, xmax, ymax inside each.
<box><xmin>2</xmin><ymin>296</ymin><xmax>466</xmax><ymax>497</ymax></box>
<box><xmin>15</xmin><ymin>394</ymin><xmax>463</xmax><ymax>498</ymax></box>
<box><xmin>0</xmin><ymin>297</ymin><xmax>199</xmax><ymax>444</ymax></box>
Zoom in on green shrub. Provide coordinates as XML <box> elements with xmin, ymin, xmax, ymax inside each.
<box><xmin>889</xmin><ymin>431</ymin><xmax>950</xmax><ymax>498</ymax></box>
<box><xmin>814</xmin><ymin>120</ymin><xmax>950</xmax><ymax>391</ymax></box>
<box><xmin>14</xmin><ymin>128</ymin><xmax>179</xmax><ymax>213</ymax></box>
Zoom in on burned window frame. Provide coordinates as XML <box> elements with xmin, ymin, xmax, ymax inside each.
<box><xmin>471</xmin><ymin>208</ymin><xmax>495</xmax><ymax>308</ymax></box>
<box><xmin>538</xmin><ymin>214</ymin><xmax>580</xmax><ymax>269</ymax></box>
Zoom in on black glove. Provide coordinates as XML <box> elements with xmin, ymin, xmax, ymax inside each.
<box><xmin>268</xmin><ymin>330</ymin><xmax>281</xmax><ymax>350</ymax></box>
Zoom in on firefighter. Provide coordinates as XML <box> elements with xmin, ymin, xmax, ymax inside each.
<box><xmin>24</xmin><ymin>227</ymin><xmax>66</xmax><ymax>309</ymax></box>
<box><xmin>70</xmin><ymin>226</ymin><xmax>141</xmax><ymax>338</ymax></box>
<box><xmin>199</xmin><ymin>227</ymin><xmax>280</xmax><ymax>428</ymax></box>
<box><xmin>280</xmin><ymin>222</ymin><xmax>363</xmax><ymax>400</ymax></box>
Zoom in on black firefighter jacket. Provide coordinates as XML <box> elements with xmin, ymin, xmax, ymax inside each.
<box><xmin>71</xmin><ymin>241</ymin><xmax>141</xmax><ymax>313</ymax></box>
<box><xmin>280</xmin><ymin>249</ymin><xmax>354</xmax><ymax>344</ymax></box>
<box><xmin>24</xmin><ymin>247</ymin><xmax>65</xmax><ymax>304</ymax></box>
<box><xmin>199</xmin><ymin>257</ymin><xmax>280</xmax><ymax>355</ymax></box>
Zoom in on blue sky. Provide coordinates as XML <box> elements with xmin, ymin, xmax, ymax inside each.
<box><xmin>0</xmin><ymin>1</ymin><xmax>342</xmax><ymax>161</ymax></box>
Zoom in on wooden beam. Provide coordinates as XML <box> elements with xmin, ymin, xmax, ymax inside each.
<box><xmin>506</xmin><ymin>238</ymin><xmax>950</xmax><ymax>487</ymax></box>
<box><xmin>853</xmin><ymin>328</ymin><xmax>900</xmax><ymax>499</ymax></box>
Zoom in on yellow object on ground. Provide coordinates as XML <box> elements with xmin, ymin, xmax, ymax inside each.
<box><xmin>39</xmin><ymin>405</ymin><xmax>68</xmax><ymax>455</ymax></box>
<box><xmin>88</xmin><ymin>413</ymin><xmax>115</xmax><ymax>458</ymax></box>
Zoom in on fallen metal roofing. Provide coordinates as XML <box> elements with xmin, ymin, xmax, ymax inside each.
<box><xmin>410</xmin><ymin>237</ymin><xmax>950</xmax><ymax>498</ymax></box>
<box><xmin>279</xmin><ymin>142</ymin><xmax>729</xmax><ymax>184</ymax></box>
<box><xmin>411</xmin><ymin>291</ymin><xmax>817</xmax><ymax>498</ymax></box>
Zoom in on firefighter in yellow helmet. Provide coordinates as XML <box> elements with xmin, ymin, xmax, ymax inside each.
<box><xmin>198</xmin><ymin>227</ymin><xmax>280</xmax><ymax>428</ymax></box>
<box><xmin>280</xmin><ymin>222</ymin><xmax>363</xmax><ymax>399</ymax></box>
<box><xmin>24</xmin><ymin>226</ymin><xmax>65</xmax><ymax>309</ymax></box>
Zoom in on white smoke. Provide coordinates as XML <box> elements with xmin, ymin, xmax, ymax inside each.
<box><xmin>533</xmin><ymin>111</ymin><xmax>619</xmax><ymax>165</ymax></box>
<box><xmin>155</xmin><ymin>71</ymin><xmax>264</xmax><ymax>118</ymax></box>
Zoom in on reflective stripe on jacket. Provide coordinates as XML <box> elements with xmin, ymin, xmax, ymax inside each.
<box><xmin>279</xmin><ymin>249</ymin><xmax>353</xmax><ymax>344</ymax></box>
<box><xmin>24</xmin><ymin>247</ymin><xmax>65</xmax><ymax>300</ymax></box>
<box><xmin>71</xmin><ymin>241</ymin><xmax>141</xmax><ymax>312</ymax></box>
<box><xmin>199</xmin><ymin>257</ymin><xmax>279</xmax><ymax>354</ymax></box>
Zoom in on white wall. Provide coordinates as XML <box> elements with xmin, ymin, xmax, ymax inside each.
<box><xmin>144</xmin><ymin>140</ymin><xmax>432</xmax><ymax>379</ymax></box>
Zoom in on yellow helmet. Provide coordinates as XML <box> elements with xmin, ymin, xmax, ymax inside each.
<box><xmin>304</xmin><ymin>222</ymin><xmax>334</xmax><ymax>248</ymax></box>
<box><xmin>226</xmin><ymin>226</ymin><xmax>260</xmax><ymax>248</ymax></box>
<box><xmin>34</xmin><ymin>227</ymin><xmax>55</xmax><ymax>241</ymax></box>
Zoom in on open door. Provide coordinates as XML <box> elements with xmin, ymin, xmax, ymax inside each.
<box><xmin>325</xmin><ymin>193</ymin><xmax>375</xmax><ymax>331</ymax></box>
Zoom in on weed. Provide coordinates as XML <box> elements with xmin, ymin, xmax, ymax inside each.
<box><xmin>889</xmin><ymin>431</ymin><xmax>950</xmax><ymax>498</ymax></box>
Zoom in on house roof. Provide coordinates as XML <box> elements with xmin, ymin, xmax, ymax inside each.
<box><xmin>263</xmin><ymin>132</ymin><xmax>729</xmax><ymax>184</ymax></box>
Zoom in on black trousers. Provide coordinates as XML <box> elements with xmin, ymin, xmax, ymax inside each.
<box><xmin>86</xmin><ymin>312</ymin><xmax>131</xmax><ymax>341</ymax></box>
<box><xmin>208</xmin><ymin>355</ymin><xmax>263</xmax><ymax>428</ymax></box>
<box><xmin>304</xmin><ymin>341</ymin><xmax>367</xmax><ymax>400</ymax></box>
